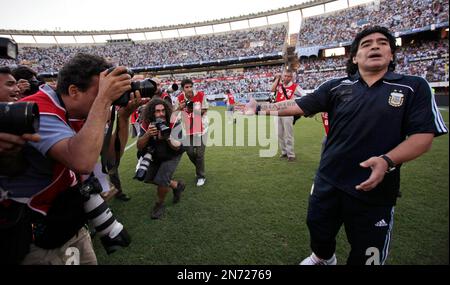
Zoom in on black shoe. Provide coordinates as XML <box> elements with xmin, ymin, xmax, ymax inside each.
<box><xmin>100</xmin><ymin>228</ymin><xmax>131</xmax><ymax>255</ymax></box>
<box><xmin>115</xmin><ymin>192</ymin><xmax>131</xmax><ymax>201</ymax></box>
<box><xmin>151</xmin><ymin>202</ymin><xmax>166</xmax><ymax>219</ymax></box>
<box><xmin>89</xmin><ymin>228</ymin><xmax>96</xmax><ymax>238</ymax></box>
<box><xmin>173</xmin><ymin>181</ymin><xmax>186</xmax><ymax>204</ymax></box>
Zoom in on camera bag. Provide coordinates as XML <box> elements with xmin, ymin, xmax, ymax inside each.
<box><xmin>32</xmin><ymin>187</ymin><xmax>87</xmax><ymax>249</ymax></box>
<box><xmin>0</xmin><ymin>200</ymin><xmax>32</xmax><ymax>264</ymax></box>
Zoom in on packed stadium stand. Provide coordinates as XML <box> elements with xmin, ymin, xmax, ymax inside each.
<box><xmin>296</xmin><ymin>0</ymin><xmax>448</xmax><ymax>48</ymax></box>
<box><xmin>1</xmin><ymin>0</ymin><xmax>448</xmax><ymax>104</ymax></box>
<box><xmin>0</xmin><ymin>25</ymin><xmax>287</xmax><ymax>73</ymax></box>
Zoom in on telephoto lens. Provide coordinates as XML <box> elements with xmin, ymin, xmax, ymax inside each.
<box><xmin>0</xmin><ymin>102</ymin><xmax>40</xmax><ymax>135</ymax></box>
<box><xmin>134</xmin><ymin>152</ymin><xmax>153</xmax><ymax>181</ymax></box>
<box><xmin>80</xmin><ymin>176</ymin><xmax>131</xmax><ymax>254</ymax></box>
<box><xmin>84</xmin><ymin>193</ymin><xmax>131</xmax><ymax>254</ymax></box>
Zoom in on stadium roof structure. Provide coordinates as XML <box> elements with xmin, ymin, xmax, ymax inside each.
<box><xmin>0</xmin><ymin>0</ymin><xmax>349</xmax><ymax>44</ymax></box>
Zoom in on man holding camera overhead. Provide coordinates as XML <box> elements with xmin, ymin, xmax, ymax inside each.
<box><xmin>175</xmin><ymin>78</ymin><xmax>209</xmax><ymax>187</ymax></box>
<box><xmin>271</xmin><ymin>70</ymin><xmax>304</xmax><ymax>162</ymax></box>
<box><xmin>136</xmin><ymin>98</ymin><xmax>185</xmax><ymax>220</ymax></box>
<box><xmin>0</xmin><ymin>54</ymin><xmax>144</xmax><ymax>264</ymax></box>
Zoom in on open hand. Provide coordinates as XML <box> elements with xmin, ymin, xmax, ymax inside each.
<box><xmin>355</xmin><ymin>156</ymin><xmax>388</xmax><ymax>191</ymax></box>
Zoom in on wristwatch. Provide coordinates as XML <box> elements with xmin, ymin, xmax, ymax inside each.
<box><xmin>379</xmin><ymin>154</ymin><xmax>396</xmax><ymax>173</ymax></box>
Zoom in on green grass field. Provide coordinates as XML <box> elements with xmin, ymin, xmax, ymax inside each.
<box><xmin>93</xmin><ymin>107</ymin><xmax>449</xmax><ymax>265</ymax></box>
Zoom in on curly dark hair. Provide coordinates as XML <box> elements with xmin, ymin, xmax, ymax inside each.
<box><xmin>56</xmin><ymin>53</ymin><xmax>112</xmax><ymax>95</ymax></box>
<box><xmin>142</xmin><ymin>98</ymin><xmax>173</xmax><ymax>124</ymax></box>
<box><xmin>346</xmin><ymin>26</ymin><xmax>397</xmax><ymax>76</ymax></box>
<box><xmin>11</xmin><ymin>65</ymin><xmax>37</xmax><ymax>81</ymax></box>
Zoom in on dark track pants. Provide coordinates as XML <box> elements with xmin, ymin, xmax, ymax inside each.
<box><xmin>307</xmin><ymin>175</ymin><xmax>395</xmax><ymax>265</ymax></box>
<box><xmin>184</xmin><ymin>135</ymin><xmax>206</xmax><ymax>179</ymax></box>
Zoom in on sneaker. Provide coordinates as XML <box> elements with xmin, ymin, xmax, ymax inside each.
<box><xmin>173</xmin><ymin>181</ymin><xmax>185</xmax><ymax>204</ymax></box>
<box><xmin>300</xmin><ymin>253</ymin><xmax>337</xmax><ymax>265</ymax></box>
<box><xmin>287</xmin><ymin>157</ymin><xmax>296</xmax><ymax>162</ymax></box>
<box><xmin>151</xmin><ymin>202</ymin><xmax>166</xmax><ymax>219</ymax></box>
<box><xmin>196</xmin><ymin>178</ymin><xmax>206</xmax><ymax>187</ymax></box>
<box><xmin>115</xmin><ymin>192</ymin><xmax>131</xmax><ymax>201</ymax></box>
<box><xmin>279</xmin><ymin>154</ymin><xmax>288</xmax><ymax>159</ymax></box>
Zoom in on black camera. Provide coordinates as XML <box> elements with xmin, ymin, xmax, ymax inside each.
<box><xmin>106</xmin><ymin>67</ymin><xmax>157</xmax><ymax>107</ymax></box>
<box><xmin>0</xmin><ymin>37</ymin><xmax>18</xmax><ymax>60</ymax></box>
<box><xmin>185</xmin><ymin>100</ymin><xmax>194</xmax><ymax>110</ymax></box>
<box><xmin>0</xmin><ymin>102</ymin><xmax>40</xmax><ymax>135</ymax></box>
<box><xmin>80</xmin><ymin>175</ymin><xmax>131</xmax><ymax>254</ymax></box>
<box><xmin>23</xmin><ymin>79</ymin><xmax>44</xmax><ymax>96</ymax></box>
<box><xmin>153</xmin><ymin>117</ymin><xmax>171</xmax><ymax>140</ymax></box>
<box><xmin>164</xmin><ymin>83</ymin><xmax>178</xmax><ymax>94</ymax></box>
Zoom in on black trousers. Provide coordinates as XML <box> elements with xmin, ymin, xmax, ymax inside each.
<box><xmin>183</xmin><ymin>135</ymin><xmax>207</xmax><ymax>179</ymax></box>
<box><xmin>307</xmin><ymin>175</ymin><xmax>395</xmax><ymax>265</ymax></box>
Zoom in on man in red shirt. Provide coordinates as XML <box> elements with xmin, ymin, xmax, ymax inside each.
<box><xmin>175</xmin><ymin>79</ymin><xmax>209</xmax><ymax>187</ymax></box>
<box><xmin>224</xmin><ymin>89</ymin><xmax>236</xmax><ymax>124</ymax></box>
<box><xmin>271</xmin><ymin>70</ymin><xmax>304</xmax><ymax>162</ymax></box>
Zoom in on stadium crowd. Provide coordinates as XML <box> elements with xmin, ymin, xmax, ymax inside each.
<box><xmin>0</xmin><ymin>26</ymin><xmax>286</xmax><ymax>73</ymax></box>
<box><xmin>297</xmin><ymin>0</ymin><xmax>449</xmax><ymax>47</ymax></box>
<box><xmin>164</xmin><ymin>37</ymin><xmax>448</xmax><ymax>95</ymax></box>
<box><xmin>0</xmin><ymin>1</ymin><xmax>447</xmax><ymax>95</ymax></box>
<box><xmin>296</xmin><ymin>39</ymin><xmax>448</xmax><ymax>89</ymax></box>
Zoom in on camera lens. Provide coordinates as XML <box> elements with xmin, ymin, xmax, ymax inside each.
<box><xmin>0</xmin><ymin>102</ymin><xmax>40</xmax><ymax>135</ymax></box>
<box><xmin>113</xmin><ymin>77</ymin><xmax>157</xmax><ymax>107</ymax></box>
<box><xmin>131</xmin><ymin>78</ymin><xmax>157</xmax><ymax>98</ymax></box>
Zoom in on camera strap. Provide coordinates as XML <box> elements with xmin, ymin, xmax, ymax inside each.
<box><xmin>280</xmin><ymin>84</ymin><xmax>292</xmax><ymax>100</ymax></box>
<box><xmin>100</xmin><ymin>107</ymin><xmax>122</xmax><ymax>174</ymax></box>
<box><xmin>100</xmin><ymin>107</ymin><xmax>116</xmax><ymax>174</ymax></box>
<box><xmin>279</xmin><ymin>83</ymin><xmax>300</xmax><ymax>125</ymax></box>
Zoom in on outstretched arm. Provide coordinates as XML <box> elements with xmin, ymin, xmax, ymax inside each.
<box><xmin>245</xmin><ymin>97</ymin><xmax>305</xmax><ymax>117</ymax></box>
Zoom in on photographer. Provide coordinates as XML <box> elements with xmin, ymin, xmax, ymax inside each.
<box><xmin>0</xmin><ymin>66</ymin><xmax>20</xmax><ymax>103</ymax></box>
<box><xmin>174</xmin><ymin>79</ymin><xmax>209</xmax><ymax>187</ymax></box>
<box><xmin>270</xmin><ymin>70</ymin><xmax>305</xmax><ymax>162</ymax></box>
<box><xmin>0</xmin><ymin>54</ymin><xmax>140</xmax><ymax>264</ymax></box>
<box><xmin>136</xmin><ymin>98</ymin><xmax>185</xmax><ymax>220</ymax></box>
<box><xmin>0</xmin><ymin>66</ymin><xmax>40</xmax><ymax>153</ymax></box>
<box><xmin>107</xmin><ymin>74</ymin><xmax>151</xmax><ymax>202</ymax></box>
<box><xmin>223</xmin><ymin>89</ymin><xmax>236</xmax><ymax>124</ymax></box>
<box><xmin>11</xmin><ymin>65</ymin><xmax>43</xmax><ymax>99</ymax></box>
